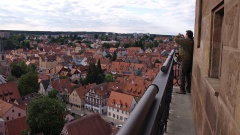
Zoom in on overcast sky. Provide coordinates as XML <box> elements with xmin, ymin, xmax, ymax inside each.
<box><xmin>0</xmin><ymin>0</ymin><xmax>196</xmax><ymax>35</ymax></box>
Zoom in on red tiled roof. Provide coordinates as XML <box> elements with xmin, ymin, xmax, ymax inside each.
<box><xmin>51</xmin><ymin>79</ymin><xmax>74</xmax><ymax>94</ymax></box>
<box><xmin>107</xmin><ymin>91</ymin><xmax>134</xmax><ymax>112</ymax></box>
<box><xmin>109</xmin><ymin>62</ymin><xmax>130</xmax><ymax>73</ymax></box>
<box><xmin>129</xmin><ymin>63</ymin><xmax>145</xmax><ymax>71</ymax></box>
<box><xmin>99</xmin><ymin>58</ymin><xmax>110</xmax><ymax>65</ymax></box>
<box><xmin>123</xmin><ymin>82</ymin><xmax>145</xmax><ymax>98</ymax></box>
<box><xmin>94</xmin><ymin>54</ymin><xmax>102</xmax><ymax>61</ymax></box>
<box><xmin>70</xmin><ymin>69</ymin><xmax>79</xmax><ymax>75</ymax></box>
<box><xmin>38</xmin><ymin>73</ymin><xmax>49</xmax><ymax>80</ymax></box>
<box><xmin>74</xmin><ymin>83</ymin><xmax>96</xmax><ymax>99</ymax></box>
<box><xmin>0</xmin><ymin>82</ymin><xmax>21</xmax><ymax>102</ymax></box>
<box><xmin>109</xmin><ymin>48</ymin><xmax>117</xmax><ymax>53</ymax></box>
<box><xmin>0</xmin><ymin>99</ymin><xmax>13</xmax><ymax>116</ymax></box>
<box><xmin>5</xmin><ymin>116</ymin><xmax>29</xmax><ymax>135</ymax></box>
<box><xmin>90</xmin><ymin>83</ymin><xmax>108</xmax><ymax>96</ymax></box>
<box><xmin>107</xmin><ymin>81</ymin><xmax>126</xmax><ymax>92</ymax></box>
<box><xmin>63</xmin><ymin>113</ymin><xmax>112</xmax><ymax>135</ymax></box>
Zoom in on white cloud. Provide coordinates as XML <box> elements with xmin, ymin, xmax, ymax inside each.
<box><xmin>0</xmin><ymin>0</ymin><xmax>196</xmax><ymax>35</ymax></box>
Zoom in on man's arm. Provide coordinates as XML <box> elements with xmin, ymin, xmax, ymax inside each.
<box><xmin>175</xmin><ymin>38</ymin><xmax>187</xmax><ymax>46</ymax></box>
<box><xmin>174</xmin><ymin>38</ymin><xmax>192</xmax><ymax>48</ymax></box>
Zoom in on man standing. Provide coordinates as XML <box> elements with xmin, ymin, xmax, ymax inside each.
<box><xmin>174</xmin><ymin>30</ymin><xmax>194</xmax><ymax>94</ymax></box>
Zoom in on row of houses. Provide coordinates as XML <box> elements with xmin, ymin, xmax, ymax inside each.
<box><xmin>0</xmin><ymin>33</ymin><xmax>175</xmax><ymax>134</ymax></box>
<box><xmin>38</xmin><ymin>70</ymin><xmax>151</xmax><ymax>122</ymax></box>
<box><xmin>0</xmin><ymin>72</ymin><xmax>145</xmax><ymax>134</ymax></box>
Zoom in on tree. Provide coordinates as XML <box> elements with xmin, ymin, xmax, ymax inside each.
<box><xmin>115</xmin><ymin>42</ymin><xmax>120</xmax><ymax>48</ymax></box>
<box><xmin>146</xmin><ymin>42</ymin><xmax>153</xmax><ymax>49</ymax></box>
<box><xmin>27</xmin><ymin>63</ymin><xmax>37</xmax><ymax>72</ymax></box>
<box><xmin>123</xmin><ymin>43</ymin><xmax>132</xmax><ymax>48</ymax></box>
<box><xmin>96</xmin><ymin>74</ymin><xmax>104</xmax><ymax>84</ymax></box>
<box><xmin>80</xmin><ymin>63</ymin><xmax>105</xmax><ymax>85</ymax></box>
<box><xmin>97</xmin><ymin>59</ymin><xmax>103</xmax><ymax>74</ymax></box>
<box><xmin>79</xmin><ymin>50</ymin><xmax>85</xmax><ymax>55</ymax></box>
<box><xmin>27</xmin><ymin>95</ymin><xmax>66</xmax><ymax>135</ymax></box>
<box><xmin>11</xmin><ymin>64</ymin><xmax>25</xmax><ymax>78</ymax></box>
<box><xmin>10</xmin><ymin>62</ymin><xmax>36</xmax><ymax>78</ymax></box>
<box><xmin>150</xmin><ymin>34</ymin><xmax>156</xmax><ymax>41</ymax></box>
<box><xmin>10</xmin><ymin>62</ymin><xmax>28</xmax><ymax>78</ymax></box>
<box><xmin>80</xmin><ymin>64</ymin><xmax>98</xmax><ymax>85</ymax></box>
<box><xmin>18</xmin><ymin>72</ymin><xmax>39</xmax><ymax>96</ymax></box>
<box><xmin>105</xmin><ymin>53</ymin><xmax>112</xmax><ymax>59</ymax></box>
<box><xmin>48</xmin><ymin>89</ymin><xmax>58</xmax><ymax>99</ymax></box>
<box><xmin>94</xmin><ymin>34</ymin><xmax>99</xmax><ymax>39</ymax></box>
<box><xmin>159</xmin><ymin>39</ymin><xmax>163</xmax><ymax>43</ymax></box>
<box><xmin>153</xmin><ymin>41</ymin><xmax>159</xmax><ymax>47</ymax></box>
<box><xmin>102</xmin><ymin>43</ymin><xmax>111</xmax><ymax>48</ymax></box>
<box><xmin>7</xmin><ymin>75</ymin><xmax>16</xmax><ymax>82</ymax></box>
<box><xmin>112</xmin><ymin>51</ymin><xmax>117</xmax><ymax>61</ymax></box>
<box><xmin>105</xmin><ymin>74</ymin><xmax>113</xmax><ymax>83</ymax></box>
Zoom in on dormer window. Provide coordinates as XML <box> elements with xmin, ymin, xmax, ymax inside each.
<box><xmin>123</xmin><ymin>104</ymin><xmax>127</xmax><ymax>108</ymax></box>
<box><xmin>112</xmin><ymin>99</ymin><xmax>115</xmax><ymax>105</ymax></box>
<box><xmin>133</xmin><ymin>89</ymin><xmax>136</xmax><ymax>93</ymax></box>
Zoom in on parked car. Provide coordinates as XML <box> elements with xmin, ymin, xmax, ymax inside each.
<box><xmin>115</xmin><ymin>124</ymin><xmax>122</xmax><ymax>128</ymax></box>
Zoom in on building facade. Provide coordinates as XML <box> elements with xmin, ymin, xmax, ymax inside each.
<box><xmin>69</xmin><ymin>89</ymin><xmax>85</xmax><ymax>110</ymax></box>
<box><xmin>0</xmin><ymin>100</ymin><xmax>26</xmax><ymax>122</ymax></box>
<box><xmin>107</xmin><ymin>91</ymin><xmax>137</xmax><ymax>122</ymax></box>
<box><xmin>192</xmin><ymin>0</ymin><xmax>240</xmax><ymax>134</ymax></box>
<box><xmin>84</xmin><ymin>83</ymin><xmax>108</xmax><ymax>114</ymax></box>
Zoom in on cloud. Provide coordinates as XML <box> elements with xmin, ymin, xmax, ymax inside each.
<box><xmin>0</xmin><ymin>0</ymin><xmax>195</xmax><ymax>35</ymax></box>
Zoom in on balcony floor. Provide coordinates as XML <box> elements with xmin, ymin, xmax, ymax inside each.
<box><xmin>164</xmin><ymin>86</ymin><xmax>196</xmax><ymax>135</ymax></box>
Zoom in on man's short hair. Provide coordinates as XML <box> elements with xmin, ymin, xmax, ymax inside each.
<box><xmin>186</xmin><ymin>30</ymin><xmax>193</xmax><ymax>39</ymax></box>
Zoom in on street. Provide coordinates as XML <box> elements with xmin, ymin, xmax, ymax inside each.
<box><xmin>67</xmin><ymin>105</ymin><xmax>124</xmax><ymax>126</ymax></box>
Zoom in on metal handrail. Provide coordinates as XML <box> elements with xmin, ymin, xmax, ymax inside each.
<box><xmin>161</xmin><ymin>50</ymin><xmax>174</xmax><ymax>73</ymax></box>
<box><xmin>117</xmin><ymin>49</ymin><xmax>175</xmax><ymax>135</ymax></box>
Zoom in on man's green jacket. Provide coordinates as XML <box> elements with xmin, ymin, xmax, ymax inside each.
<box><xmin>175</xmin><ymin>38</ymin><xmax>194</xmax><ymax>61</ymax></box>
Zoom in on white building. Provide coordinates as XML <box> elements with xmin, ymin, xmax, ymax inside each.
<box><xmin>107</xmin><ymin>91</ymin><xmax>137</xmax><ymax>122</ymax></box>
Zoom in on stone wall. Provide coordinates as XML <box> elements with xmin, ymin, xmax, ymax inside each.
<box><xmin>192</xmin><ymin>0</ymin><xmax>240</xmax><ymax>134</ymax></box>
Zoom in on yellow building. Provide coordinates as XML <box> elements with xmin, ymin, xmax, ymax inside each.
<box><xmin>69</xmin><ymin>87</ymin><xmax>87</xmax><ymax>110</ymax></box>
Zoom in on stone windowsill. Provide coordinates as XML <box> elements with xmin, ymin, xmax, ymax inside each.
<box><xmin>205</xmin><ymin>77</ymin><xmax>220</xmax><ymax>97</ymax></box>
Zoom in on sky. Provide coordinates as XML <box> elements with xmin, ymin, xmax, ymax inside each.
<box><xmin>0</xmin><ymin>0</ymin><xmax>196</xmax><ymax>35</ymax></box>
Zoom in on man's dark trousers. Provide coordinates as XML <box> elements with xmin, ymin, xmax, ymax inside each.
<box><xmin>180</xmin><ymin>60</ymin><xmax>192</xmax><ymax>92</ymax></box>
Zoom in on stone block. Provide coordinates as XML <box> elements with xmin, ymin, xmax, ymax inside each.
<box><xmin>203</xmin><ymin>120</ymin><xmax>212</xmax><ymax>135</ymax></box>
<box><xmin>203</xmin><ymin>86</ymin><xmax>217</xmax><ymax>132</ymax></box>
<box><xmin>216</xmin><ymin>105</ymin><xmax>230</xmax><ymax>135</ymax></box>
<box><xmin>220</xmin><ymin>51</ymin><xmax>240</xmax><ymax>115</ymax></box>
<box><xmin>194</xmin><ymin>90</ymin><xmax>204</xmax><ymax>135</ymax></box>
<box><xmin>224</xmin><ymin>3</ymin><xmax>239</xmax><ymax>48</ymax></box>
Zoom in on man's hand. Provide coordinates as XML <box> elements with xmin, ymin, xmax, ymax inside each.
<box><xmin>175</xmin><ymin>33</ymin><xmax>184</xmax><ymax>38</ymax></box>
